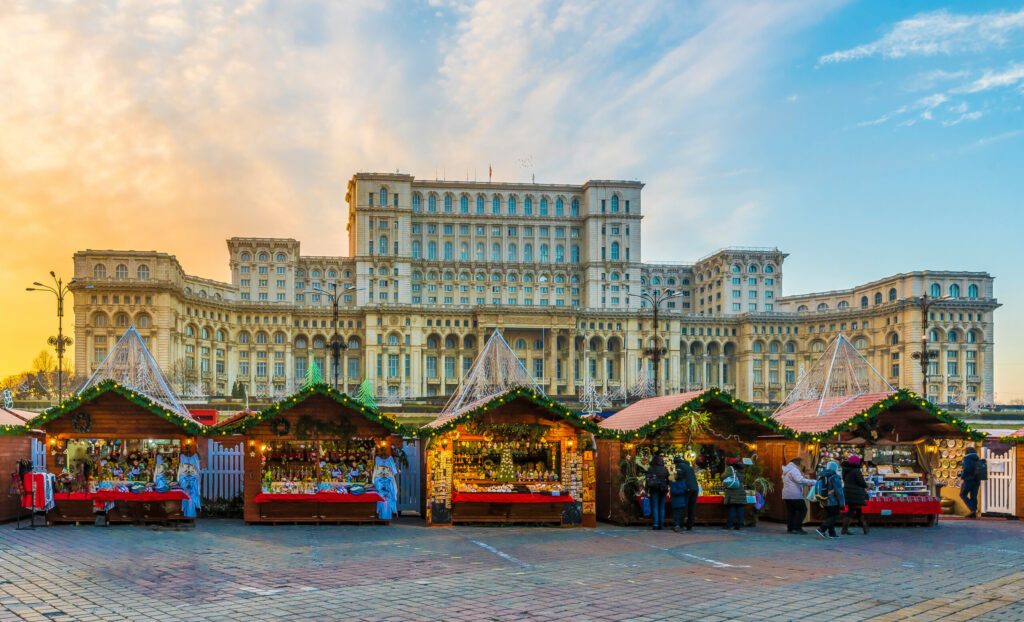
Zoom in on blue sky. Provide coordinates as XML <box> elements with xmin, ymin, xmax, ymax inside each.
<box><xmin>0</xmin><ymin>1</ymin><xmax>1021</xmax><ymax>397</ymax></box>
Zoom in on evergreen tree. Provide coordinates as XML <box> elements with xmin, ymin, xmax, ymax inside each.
<box><xmin>356</xmin><ymin>379</ymin><xmax>377</xmax><ymax>410</ymax></box>
<box><xmin>303</xmin><ymin>360</ymin><xmax>323</xmax><ymax>389</ymax></box>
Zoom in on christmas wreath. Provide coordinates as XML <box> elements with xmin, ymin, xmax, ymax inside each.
<box><xmin>271</xmin><ymin>418</ymin><xmax>291</xmax><ymax>436</ymax></box>
<box><xmin>71</xmin><ymin>411</ymin><xmax>92</xmax><ymax>433</ymax></box>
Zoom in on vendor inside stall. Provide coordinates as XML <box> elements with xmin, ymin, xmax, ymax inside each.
<box><xmin>222</xmin><ymin>383</ymin><xmax>407</xmax><ymax>524</ymax></box>
<box><xmin>29</xmin><ymin>380</ymin><xmax>205</xmax><ymax>524</ymax></box>
<box><xmin>597</xmin><ymin>389</ymin><xmax>783</xmax><ymax>526</ymax></box>
<box><xmin>423</xmin><ymin>387</ymin><xmax>599</xmax><ymax>527</ymax></box>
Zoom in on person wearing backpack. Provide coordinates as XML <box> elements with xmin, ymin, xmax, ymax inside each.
<box><xmin>959</xmin><ymin>446</ymin><xmax>984</xmax><ymax>518</ymax></box>
<box><xmin>815</xmin><ymin>460</ymin><xmax>845</xmax><ymax>539</ymax></box>
<box><xmin>674</xmin><ymin>456</ymin><xmax>699</xmax><ymax>531</ymax></box>
<box><xmin>721</xmin><ymin>458</ymin><xmax>747</xmax><ymax>531</ymax></box>
<box><xmin>669</xmin><ymin>457</ymin><xmax>692</xmax><ymax>532</ymax></box>
<box><xmin>645</xmin><ymin>453</ymin><xmax>670</xmax><ymax>530</ymax></box>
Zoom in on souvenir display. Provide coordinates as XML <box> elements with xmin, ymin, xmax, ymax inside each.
<box><xmin>259</xmin><ymin>439</ymin><xmax>378</xmax><ymax>495</ymax></box>
<box><xmin>55</xmin><ymin>438</ymin><xmax>189</xmax><ymax>494</ymax></box>
<box><xmin>932</xmin><ymin>439</ymin><xmax>974</xmax><ymax>487</ymax></box>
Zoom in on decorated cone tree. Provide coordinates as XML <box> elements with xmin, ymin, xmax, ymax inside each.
<box><xmin>303</xmin><ymin>360</ymin><xmax>323</xmax><ymax>389</ymax></box>
<box><xmin>356</xmin><ymin>379</ymin><xmax>377</xmax><ymax>410</ymax></box>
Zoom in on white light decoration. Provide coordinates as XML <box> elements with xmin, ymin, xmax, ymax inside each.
<box><xmin>440</xmin><ymin>329</ymin><xmax>543</xmax><ymax>419</ymax></box>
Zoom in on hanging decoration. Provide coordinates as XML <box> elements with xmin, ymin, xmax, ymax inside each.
<box><xmin>422</xmin><ymin>386</ymin><xmax>602</xmax><ymax>438</ymax></box>
<box><xmin>71</xmin><ymin>411</ymin><xmax>92</xmax><ymax>433</ymax></box>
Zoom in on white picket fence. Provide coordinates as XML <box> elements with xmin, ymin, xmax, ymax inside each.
<box><xmin>31</xmin><ymin>438</ymin><xmax>46</xmax><ymax>469</ymax></box>
<box><xmin>202</xmin><ymin>439</ymin><xmax>244</xmax><ymax>501</ymax></box>
<box><xmin>981</xmin><ymin>446</ymin><xmax>1016</xmax><ymax>516</ymax></box>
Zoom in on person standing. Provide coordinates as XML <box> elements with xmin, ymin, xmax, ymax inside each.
<box><xmin>675</xmin><ymin>456</ymin><xmax>700</xmax><ymax>531</ymax></box>
<box><xmin>722</xmin><ymin>458</ymin><xmax>747</xmax><ymax>531</ymax></box>
<box><xmin>841</xmin><ymin>455</ymin><xmax>869</xmax><ymax>535</ymax></box>
<box><xmin>781</xmin><ymin>457</ymin><xmax>817</xmax><ymax>534</ymax></box>
<box><xmin>815</xmin><ymin>460</ymin><xmax>845</xmax><ymax>539</ymax></box>
<box><xmin>959</xmin><ymin>446</ymin><xmax>981</xmax><ymax>518</ymax></box>
<box><xmin>645</xmin><ymin>453</ymin><xmax>669</xmax><ymax>530</ymax></box>
<box><xmin>669</xmin><ymin>457</ymin><xmax>691</xmax><ymax>532</ymax></box>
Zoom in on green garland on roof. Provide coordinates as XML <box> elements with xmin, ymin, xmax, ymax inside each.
<box><xmin>221</xmin><ymin>382</ymin><xmax>409</xmax><ymax>436</ymax></box>
<box><xmin>600</xmin><ymin>388</ymin><xmax>785</xmax><ymax>441</ymax></box>
<box><xmin>420</xmin><ymin>386</ymin><xmax>602</xmax><ymax>438</ymax></box>
<box><xmin>3</xmin><ymin>379</ymin><xmax>207</xmax><ymax>436</ymax></box>
<box><xmin>772</xmin><ymin>388</ymin><xmax>986</xmax><ymax>443</ymax></box>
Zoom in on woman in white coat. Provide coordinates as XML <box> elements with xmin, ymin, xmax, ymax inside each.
<box><xmin>781</xmin><ymin>456</ymin><xmax>817</xmax><ymax>534</ymax></box>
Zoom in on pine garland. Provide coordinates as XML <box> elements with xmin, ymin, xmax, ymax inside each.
<box><xmin>4</xmin><ymin>379</ymin><xmax>207</xmax><ymax>436</ymax></box>
<box><xmin>420</xmin><ymin>386</ymin><xmax>603</xmax><ymax>438</ymax></box>
<box><xmin>220</xmin><ymin>382</ymin><xmax>408</xmax><ymax>436</ymax></box>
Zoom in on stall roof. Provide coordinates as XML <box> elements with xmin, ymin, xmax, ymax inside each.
<box><xmin>23</xmin><ymin>379</ymin><xmax>207</xmax><ymax>435</ymax></box>
<box><xmin>219</xmin><ymin>383</ymin><xmax>406</xmax><ymax>435</ymax></box>
<box><xmin>423</xmin><ymin>386</ymin><xmax>600</xmax><ymax>436</ymax></box>
<box><xmin>772</xmin><ymin>388</ymin><xmax>983</xmax><ymax>441</ymax></box>
<box><xmin>598</xmin><ymin>388</ymin><xmax>785</xmax><ymax>438</ymax></box>
<box><xmin>0</xmin><ymin>407</ymin><xmax>36</xmax><ymax>429</ymax></box>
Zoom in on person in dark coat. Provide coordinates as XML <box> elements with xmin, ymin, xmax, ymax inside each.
<box><xmin>841</xmin><ymin>455</ymin><xmax>869</xmax><ymax>535</ymax></box>
<box><xmin>815</xmin><ymin>460</ymin><xmax>845</xmax><ymax>539</ymax></box>
<box><xmin>669</xmin><ymin>457</ymin><xmax>691</xmax><ymax>532</ymax></box>
<box><xmin>960</xmin><ymin>447</ymin><xmax>981</xmax><ymax>518</ymax></box>
<box><xmin>721</xmin><ymin>458</ymin><xmax>747</xmax><ymax>531</ymax></box>
<box><xmin>674</xmin><ymin>456</ymin><xmax>699</xmax><ymax>531</ymax></box>
<box><xmin>646</xmin><ymin>453</ymin><xmax>670</xmax><ymax>530</ymax></box>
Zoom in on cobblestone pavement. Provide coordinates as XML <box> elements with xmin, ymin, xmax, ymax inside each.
<box><xmin>2</xmin><ymin>519</ymin><xmax>1023</xmax><ymax>621</ymax></box>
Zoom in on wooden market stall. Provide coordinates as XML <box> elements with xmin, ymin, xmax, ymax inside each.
<box><xmin>423</xmin><ymin>387</ymin><xmax>599</xmax><ymax>527</ymax></box>
<box><xmin>28</xmin><ymin>380</ymin><xmax>206</xmax><ymax>525</ymax></box>
<box><xmin>760</xmin><ymin>388</ymin><xmax>984</xmax><ymax>526</ymax></box>
<box><xmin>223</xmin><ymin>383</ymin><xmax>407</xmax><ymax>524</ymax></box>
<box><xmin>997</xmin><ymin>429</ymin><xmax>1024</xmax><ymax>520</ymax></box>
<box><xmin>1</xmin><ymin>406</ymin><xmax>39</xmax><ymax>523</ymax></box>
<box><xmin>597</xmin><ymin>389</ymin><xmax>784</xmax><ymax>526</ymax></box>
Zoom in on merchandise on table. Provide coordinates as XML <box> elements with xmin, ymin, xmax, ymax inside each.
<box><xmin>258</xmin><ymin>438</ymin><xmax>380</xmax><ymax>495</ymax></box>
<box><xmin>53</xmin><ymin>437</ymin><xmax>192</xmax><ymax>495</ymax></box>
<box><xmin>452</xmin><ymin>439</ymin><xmax>567</xmax><ymax>495</ymax></box>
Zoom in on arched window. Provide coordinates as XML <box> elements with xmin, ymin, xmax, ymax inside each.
<box><xmin>240</xmin><ymin>252</ymin><xmax>251</xmax><ymax>262</ymax></box>
<box><xmin>427</xmin><ymin>335</ymin><xmax>439</xmax><ymax>349</ymax></box>
<box><xmin>273</xmin><ymin>331</ymin><xmax>284</xmax><ymax>345</ymax></box>
<box><xmin>491</xmin><ymin>243</ymin><xmax>501</xmax><ymax>261</ymax></box>
<box><xmin>947</xmin><ymin>330</ymin><xmax>958</xmax><ymax>343</ymax></box>
<box><xmin>890</xmin><ymin>333</ymin><xmax>900</xmax><ymax>346</ymax></box>
<box><xmin>444</xmin><ymin>335</ymin><xmax>456</xmax><ymax>349</ymax></box>
<box><xmin>838</xmin><ymin>301</ymin><xmax>849</xmax><ymax>310</ymax></box>
<box><xmin>515</xmin><ymin>338</ymin><xmax>526</xmax><ymax>349</ymax></box>
<box><xmin>347</xmin><ymin>337</ymin><xmax>360</xmax><ymax>350</ymax></box>
<box><xmin>811</xmin><ymin>340</ymin><xmax>825</xmax><ymax>353</ymax></box>
<box><xmin>968</xmin><ymin>284</ymin><xmax>979</xmax><ymax>299</ymax></box>
<box><xmin>571</xmin><ymin>245</ymin><xmax>580</xmax><ymax>263</ymax></box>
<box><xmin>540</xmin><ymin>198</ymin><xmax>549</xmax><ymax>216</ymax></box>
<box><xmin>216</xmin><ymin>329</ymin><xmax>226</xmax><ymax>341</ymax></box>
<box><xmin>610</xmin><ymin>242</ymin><xmax>620</xmax><ymax>261</ymax></box>
<box><xmin>860</xmin><ymin>295</ymin><xmax>869</xmax><ymax>308</ymax></box>
<box><xmin>817</xmin><ymin>303</ymin><xmax>828</xmax><ymax>311</ymax></box>
<box><xmin>380</xmin><ymin>187</ymin><xmax>388</xmax><ymax>206</ymax></box>
<box><xmin>611</xmin><ymin>195</ymin><xmax>619</xmax><ymax>212</ymax></box>
<box><xmin>769</xmin><ymin>341</ymin><xmax>780</xmax><ymax>354</ymax></box>
<box><xmin>752</xmin><ymin>341</ymin><xmax>763</xmax><ymax>354</ymax></box>
<box><xmin>258</xmin><ymin>252</ymin><xmax>269</xmax><ymax>261</ymax></box>
<box><xmin>93</xmin><ymin>264</ymin><xmax>107</xmax><ymax>278</ymax></box>
<box><xmin>238</xmin><ymin>331</ymin><xmax>250</xmax><ymax>344</ymax></box>
<box><xmin>524</xmin><ymin>197</ymin><xmax>533</xmax><ymax>215</ymax></box>
<box><xmin>459</xmin><ymin>243</ymin><xmax>469</xmax><ymax>261</ymax></box>
<box><xmin>764</xmin><ymin>265</ymin><xmax>774</xmax><ymax>273</ymax></box>
<box><xmin>492</xmin><ymin>196</ymin><xmax>500</xmax><ymax>214</ymax></box>
<box><xmin>411</xmin><ymin>241</ymin><xmax>421</xmax><ymax>259</ymax></box>
<box><xmin>427</xmin><ymin>242</ymin><xmax>437</xmax><ymax>260</ymax></box>
<box><xmin>459</xmin><ymin>195</ymin><xmax>468</xmax><ymax>213</ymax></box>
<box><xmin>508</xmin><ymin>243</ymin><xmax>518</xmax><ymax>262</ymax></box>
<box><xmin>929</xmin><ymin>329</ymin><xmax>940</xmax><ymax>342</ymax></box>
<box><xmin>295</xmin><ymin>336</ymin><xmax>308</xmax><ymax>349</ymax></box>
<box><xmin>785</xmin><ymin>341</ymin><xmax>796</xmax><ymax>353</ymax></box>
<box><xmin>137</xmin><ymin>265</ymin><xmax>150</xmax><ymax>280</ymax></box>
<box><xmin>93</xmin><ymin>312</ymin><xmax>108</xmax><ymax>327</ymax></box>
<box><xmin>378</xmin><ymin>236</ymin><xmax>388</xmax><ymax>256</ymax></box>
<box><xmin>428</xmin><ymin>195</ymin><xmax>437</xmax><ymax>212</ymax></box>
<box><xmin>853</xmin><ymin>337</ymin><xmax>868</xmax><ymax>350</ymax></box>
<box><xmin>276</xmin><ymin>253</ymin><xmax>286</xmax><ymax>262</ymax></box>
<box><xmin>256</xmin><ymin>331</ymin><xmax>268</xmax><ymax>344</ymax></box>
<box><xmin>387</xmin><ymin>333</ymin><xmax>400</xmax><ymax>346</ymax></box>
<box><xmin>874</xmin><ymin>292</ymin><xmax>883</xmax><ymax>305</ymax></box>
<box><xmin>930</xmin><ymin>283</ymin><xmax>941</xmax><ymax>298</ymax></box>
<box><xmin>444</xmin><ymin>194</ymin><xmax>453</xmax><ymax>213</ymax></box>
<box><xmin>201</xmin><ymin>327</ymin><xmax>210</xmax><ymax>340</ymax></box>
<box><xmin>797</xmin><ymin>305</ymin><xmax>808</xmax><ymax>313</ymax></box>
<box><xmin>966</xmin><ymin>330</ymin><xmax>978</xmax><ymax>344</ymax></box>
<box><xmin>115</xmin><ymin>264</ymin><xmax>128</xmax><ymax>279</ymax></box>
<box><xmin>555</xmin><ymin>198</ymin><xmax>564</xmax><ymax>216</ymax></box>
<box><xmin>412</xmin><ymin>194</ymin><xmax>422</xmax><ymax>212</ymax></box>
<box><xmin>540</xmin><ymin>244</ymin><xmax>549</xmax><ymax>263</ymax></box>
<box><xmin>464</xmin><ymin>335</ymin><xmax>476</xmax><ymax>349</ymax></box>
<box><xmin>888</xmin><ymin>288</ymin><xmax>897</xmax><ymax>301</ymax></box>
<box><xmin>748</xmin><ymin>264</ymin><xmax>758</xmax><ymax>273</ymax></box>
<box><xmin>185</xmin><ymin>323</ymin><xmax>195</xmax><ymax>336</ymax></box>
<box><xmin>508</xmin><ymin>196</ymin><xmax>517</xmax><ymax>215</ymax></box>
<box><xmin>136</xmin><ymin>313</ymin><xmax>152</xmax><ymax>329</ymax></box>
<box><xmin>555</xmin><ymin>245</ymin><xmax>565</xmax><ymax>262</ymax></box>
<box><xmin>476</xmin><ymin>195</ymin><xmax>485</xmax><ymax>214</ymax></box>
<box><xmin>115</xmin><ymin>313</ymin><xmax>130</xmax><ymax>328</ymax></box>
<box><xmin>438</xmin><ymin>242</ymin><xmax>449</xmax><ymax>261</ymax></box>
<box><xmin>731</xmin><ymin>264</ymin><xmax>741</xmax><ymax>273</ymax></box>
<box><xmin>524</xmin><ymin>243</ymin><xmax>534</xmax><ymax>262</ymax></box>
<box><xmin>571</xmin><ymin>198</ymin><xmax>579</xmax><ymax>216</ymax></box>
<box><xmin>313</xmin><ymin>336</ymin><xmax>326</xmax><ymax>348</ymax></box>
<box><xmin>949</xmin><ymin>283</ymin><xmax>961</xmax><ymax>298</ymax></box>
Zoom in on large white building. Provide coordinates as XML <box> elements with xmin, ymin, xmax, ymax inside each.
<box><xmin>71</xmin><ymin>172</ymin><xmax>999</xmax><ymax>405</ymax></box>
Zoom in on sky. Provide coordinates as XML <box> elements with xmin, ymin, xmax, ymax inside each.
<box><xmin>0</xmin><ymin>0</ymin><xmax>1022</xmax><ymax>398</ymax></box>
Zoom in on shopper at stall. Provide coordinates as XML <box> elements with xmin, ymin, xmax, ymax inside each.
<box><xmin>645</xmin><ymin>453</ymin><xmax>669</xmax><ymax>530</ymax></box>
<box><xmin>815</xmin><ymin>460</ymin><xmax>845</xmax><ymax>539</ymax></box>
<box><xmin>669</xmin><ymin>457</ymin><xmax>693</xmax><ymax>532</ymax></box>
<box><xmin>782</xmin><ymin>457</ymin><xmax>817</xmax><ymax>534</ymax></box>
<box><xmin>959</xmin><ymin>447</ymin><xmax>981</xmax><ymax>518</ymax></box>
<box><xmin>674</xmin><ymin>456</ymin><xmax>699</xmax><ymax>531</ymax></box>
<box><xmin>841</xmin><ymin>455</ymin><xmax>869</xmax><ymax>535</ymax></box>
<box><xmin>721</xmin><ymin>458</ymin><xmax>747</xmax><ymax>531</ymax></box>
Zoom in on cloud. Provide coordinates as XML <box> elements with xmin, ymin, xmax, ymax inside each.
<box><xmin>954</xmin><ymin>63</ymin><xmax>1024</xmax><ymax>93</ymax></box>
<box><xmin>819</xmin><ymin>7</ymin><xmax>1024</xmax><ymax>64</ymax></box>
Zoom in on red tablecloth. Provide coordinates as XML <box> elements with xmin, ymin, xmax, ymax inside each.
<box><xmin>253</xmin><ymin>492</ymin><xmax>385</xmax><ymax>504</ymax></box>
<box><xmin>853</xmin><ymin>497</ymin><xmax>941</xmax><ymax>516</ymax></box>
<box><xmin>53</xmin><ymin>492</ymin><xmax>95</xmax><ymax>501</ymax></box>
<box><xmin>451</xmin><ymin>492</ymin><xmax>575</xmax><ymax>504</ymax></box>
<box><xmin>93</xmin><ymin>490</ymin><xmax>190</xmax><ymax>502</ymax></box>
<box><xmin>697</xmin><ymin>496</ymin><xmax>724</xmax><ymax>504</ymax></box>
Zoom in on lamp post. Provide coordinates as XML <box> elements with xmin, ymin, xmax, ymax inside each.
<box><xmin>912</xmin><ymin>294</ymin><xmax>950</xmax><ymax>399</ymax></box>
<box><xmin>627</xmin><ymin>289</ymin><xmax>682</xmax><ymax>396</ymax></box>
<box><xmin>26</xmin><ymin>272</ymin><xmax>77</xmax><ymax>403</ymax></box>
<box><xmin>306</xmin><ymin>284</ymin><xmax>361</xmax><ymax>391</ymax></box>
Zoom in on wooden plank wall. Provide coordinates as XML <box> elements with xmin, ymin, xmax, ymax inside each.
<box><xmin>0</xmin><ymin>436</ymin><xmax>34</xmax><ymax>522</ymax></box>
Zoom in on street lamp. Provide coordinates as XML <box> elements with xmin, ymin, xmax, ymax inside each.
<box><xmin>627</xmin><ymin>288</ymin><xmax>683</xmax><ymax>397</ymax></box>
<box><xmin>912</xmin><ymin>294</ymin><xmax>950</xmax><ymax>399</ymax></box>
<box><xmin>304</xmin><ymin>284</ymin><xmax>361</xmax><ymax>391</ymax></box>
<box><xmin>26</xmin><ymin>272</ymin><xmax>79</xmax><ymax>403</ymax></box>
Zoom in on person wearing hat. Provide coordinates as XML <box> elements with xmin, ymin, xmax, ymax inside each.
<box><xmin>815</xmin><ymin>460</ymin><xmax>846</xmax><ymax>539</ymax></box>
<box><xmin>721</xmin><ymin>457</ymin><xmax>747</xmax><ymax>530</ymax></box>
<box><xmin>670</xmin><ymin>456</ymin><xmax>699</xmax><ymax>532</ymax></box>
<box><xmin>841</xmin><ymin>455</ymin><xmax>869</xmax><ymax>535</ymax></box>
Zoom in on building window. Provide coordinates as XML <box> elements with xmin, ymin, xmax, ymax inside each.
<box><xmin>115</xmin><ymin>264</ymin><xmax>128</xmax><ymax>279</ymax></box>
<box><xmin>611</xmin><ymin>195</ymin><xmax>619</xmax><ymax>213</ymax></box>
<box><xmin>610</xmin><ymin>242</ymin><xmax>620</xmax><ymax>261</ymax></box>
<box><xmin>949</xmin><ymin>283</ymin><xmax>961</xmax><ymax>298</ymax></box>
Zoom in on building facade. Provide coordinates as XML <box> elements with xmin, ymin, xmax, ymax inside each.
<box><xmin>71</xmin><ymin>173</ymin><xmax>999</xmax><ymax>405</ymax></box>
